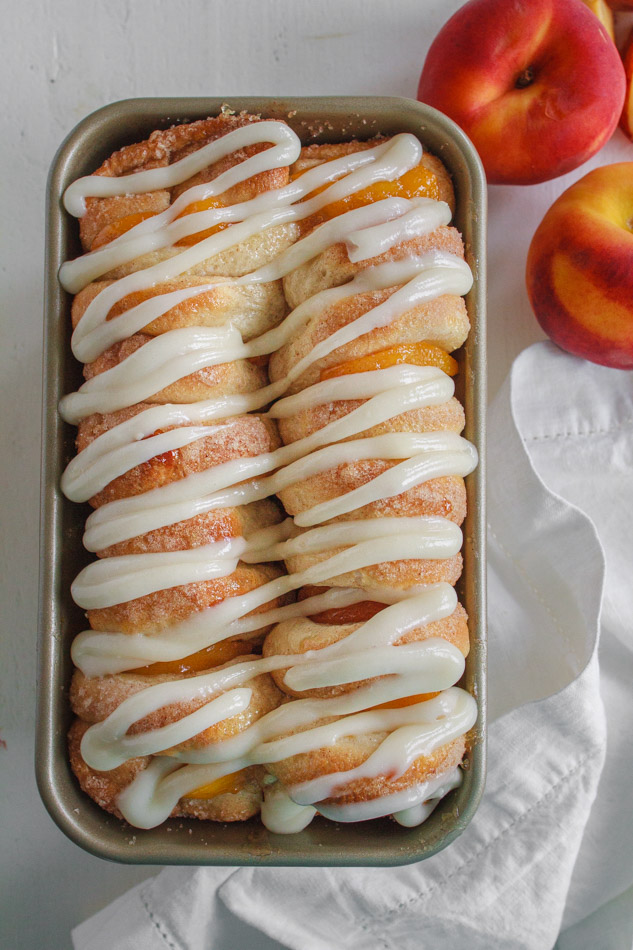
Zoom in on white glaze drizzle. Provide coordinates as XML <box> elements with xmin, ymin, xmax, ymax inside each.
<box><xmin>82</xmin><ymin>644</ymin><xmax>468</xmax><ymax>771</ymax></box>
<box><xmin>60</xmin><ymin>245</ymin><xmax>464</xmax><ymax>424</ymax></box>
<box><xmin>71</xmin><ymin>536</ymin><xmax>247</xmax><ymax>609</ymax></box>
<box><xmin>259</xmin><ymin>764</ymin><xmax>462</xmax><ymax>833</ymax></box>
<box><xmin>60</xmin><ymin>118</ymin><xmax>478</xmax><ymax>829</ymax></box>
<box><xmin>284</xmin><ymin>691</ymin><xmax>473</xmax><ymax>806</ymax></box>
<box><xmin>60</xmin><ymin>130</ymin><xmax>423</xmax><ymax>293</ymax></box>
<box><xmin>261</xmin><ymin>783</ymin><xmax>317</xmax><ymax>834</ymax></box>
<box><xmin>113</xmin><ymin>688</ymin><xmax>475</xmax><ymax>829</ymax></box>
<box><xmin>59</xmin><ymin>325</ymin><xmax>247</xmax><ymax>422</ymax></box>
<box><xmin>315</xmin><ymin>765</ymin><xmax>462</xmax><ymax>825</ymax></box>
<box><xmin>62</xmin><ymin>121</ymin><xmax>302</xmax><ymax>217</ymax></box>
<box><xmin>71</xmin><ymin>581</ymin><xmax>437</xmax><ymax>677</ymax></box>
<box><xmin>78</xmin><ymin>365</ymin><xmax>467</xmax><ymax>545</ymax></box>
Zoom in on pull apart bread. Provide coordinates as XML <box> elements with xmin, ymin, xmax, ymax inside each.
<box><xmin>59</xmin><ymin>113</ymin><xmax>478</xmax><ymax>833</ymax></box>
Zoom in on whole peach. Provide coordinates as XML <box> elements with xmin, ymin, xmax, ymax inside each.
<box><xmin>418</xmin><ymin>0</ymin><xmax>626</xmax><ymax>186</ymax></box>
<box><xmin>526</xmin><ymin>164</ymin><xmax>633</xmax><ymax>368</ymax></box>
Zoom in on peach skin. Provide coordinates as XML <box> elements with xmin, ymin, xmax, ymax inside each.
<box><xmin>621</xmin><ymin>28</ymin><xmax>633</xmax><ymax>140</ymax></box>
<box><xmin>526</xmin><ymin>163</ymin><xmax>633</xmax><ymax>368</ymax></box>
<box><xmin>417</xmin><ymin>0</ymin><xmax>626</xmax><ymax>185</ymax></box>
<box><xmin>580</xmin><ymin>0</ymin><xmax>615</xmax><ymax>39</ymax></box>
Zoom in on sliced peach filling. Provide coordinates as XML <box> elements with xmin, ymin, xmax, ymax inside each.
<box><xmin>320</xmin><ymin>342</ymin><xmax>458</xmax><ymax>381</ymax></box>
<box><xmin>138</xmin><ymin>638</ymin><xmax>252</xmax><ymax>676</ymax></box>
<box><xmin>91</xmin><ymin>211</ymin><xmax>159</xmax><ymax>249</ymax></box>
<box><xmin>186</xmin><ymin>769</ymin><xmax>248</xmax><ymax>800</ymax></box>
<box><xmin>297</xmin><ymin>588</ymin><xmax>441</xmax><ymax>707</ymax></box>
<box><xmin>93</xmin><ymin>162</ymin><xmax>438</xmax><ymax>250</ymax></box>
<box><xmin>299</xmin><ymin>585</ymin><xmax>386</xmax><ymax>625</ymax></box>
<box><xmin>175</xmin><ymin>197</ymin><xmax>231</xmax><ymax>246</ymax></box>
<box><xmin>367</xmin><ymin>692</ymin><xmax>439</xmax><ymax>710</ymax></box>
<box><xmin>299</xmin><ymin>163</ymin><xmax>439</xmax><ymax>230</ymax></box>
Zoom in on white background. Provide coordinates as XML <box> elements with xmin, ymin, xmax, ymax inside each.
<box><xmin>1</xmin><ymin>1</ymin><xmax>631</xmax><ymax>947</ymax></box>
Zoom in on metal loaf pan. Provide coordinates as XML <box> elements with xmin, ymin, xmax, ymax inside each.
<box><xmin>38</xmin><ymin>96</ymin><xmax>487</xmax><ymax>866</ymax></box>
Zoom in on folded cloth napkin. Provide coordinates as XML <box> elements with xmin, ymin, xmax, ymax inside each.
<box><xmin>72</xmin><ymin>342</ymin><xmax>633</xmax><ymax>950</ymax></box>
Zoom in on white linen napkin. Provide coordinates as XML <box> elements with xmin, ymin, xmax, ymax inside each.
<box><xmin>72</xmin><ymin>342</ymin><xmax>633</xmax><ymax>950</ymax></box>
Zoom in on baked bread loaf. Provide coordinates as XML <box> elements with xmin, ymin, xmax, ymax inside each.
<box><xmin>59</xmin><ymin>112</ymin><xmax>478</xmax><ymax>833</ymax></box>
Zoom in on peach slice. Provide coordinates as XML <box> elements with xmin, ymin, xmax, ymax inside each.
<box><xmin>320</xmin><ymin>342</ymin><xmax>458</xmax><ymax>381</ymax></box>
<box><xmin>175</xmin><ymin>196</ymin><xmax>231</xmax><ymax>246</ymax></box>
<box><xmin>91</xmin><ymin>211</ymin><xmax>158</xmax><ymax>249</ymax></box>
<box><xmin>366</xmin><ymin>693</ymin><xmax>440</xmax><ymax>711</ymax></box>
<box><xmin>298</xmin><ymin>585</ymin><xmax>387</xmax><ymax>625</ymax></box>
<box><xmin>138</xmin><ymin>638</ymin><xmax>253</xmax><ymax>676</ymax></box>
<box><xmin>302</xmin><ymin>164</ymin><xmax>440</xmax><ymax>230</ymax></box>
<box><xmin>187</xmin><ymin>770</ymin><xmax>248</xmax><ymax>800</ymax></box>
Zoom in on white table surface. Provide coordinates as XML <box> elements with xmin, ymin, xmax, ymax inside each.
<box><xmin>1</xmin><ymin>1</ymin><xmax>631</xmax><ymax>947</ymax></box>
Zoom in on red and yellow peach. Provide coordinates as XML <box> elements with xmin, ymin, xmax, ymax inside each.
<box><xmin>417</xmin><ymin>0</ymin><xmax>626</xmax><ymax>185</ymax></box>
<box><xmin>526</xmin><ymin>164</ymin><xmax>633</xmax><ymax>368</ymax></box>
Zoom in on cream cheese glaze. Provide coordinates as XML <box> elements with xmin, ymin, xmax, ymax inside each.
<box><xmin>61</xmin><ymin>118</ymin><xmax>478</xmax><ymax>833</ymax></box>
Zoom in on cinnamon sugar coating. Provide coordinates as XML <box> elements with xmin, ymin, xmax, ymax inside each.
<box><xmin>70</xmin><ymin>656</ymin><xmax>284</xmax><ymax>752</ymax></box>
<box><xmin>279</xmin><ymin>465</ymin><xmax>467</xmax><ymax>527</ymax></box>
<box><xmin>76</xmin><ymin>409</ymin><xmax>281</xmax><ymax>508</ymax></box>
<box><xmin>265</xmin><ymin>732</ymin><xmax>466</xmax><ymax>805</ymax></box>
<box><xmin>264</xmin><ymin>603</ymin><xmax>469</xmax><ymax>699</ymax></box>
<box><xmin>80</xmin><ymin>113</ymin><xmax>293</xmax><ymax>252</ymax></box>
<box><xmin>277</xmin><ymin>397</ymin><xmax>465</xmax><ymax>445</ymax></box>
<box><xmin>84</xmin><ymin>333</ymin><xmax>267</xmax><ymax>406</ymax></box>
<box><xmin>270</xmin><ymin>284</ymin><xmax>469</xmax><ymax>394</ymax></box>
<box><xmin>73</xmin><ymin>275</ymin><xmax>288</xmax><ymax>340</ymax></box>
<box><xmin>97</xmin><ymin>498</ymin><xmax>282</xmax><ymax>559</ymax></box>
<box><xmin>68</xmin><ymin>719</ymin><xmax>266</xmax><ymax>822</ymax></box>
<box><xmin>283</xmin><ymin>547</ymin><xmax>463</xmax><ymax>590</ymax></box>
<box><xmin>86</xmin><ymin>562</ymin><xmax>289</xmax><ymax>635</ymax></box>
<box><xmin>283</xmin><ymin>226</ymin><xmax>466</xmax><ymax>309</ymax></box>
<box><xmin>100</xmin><ymin>223</ymin><xmax>300</xmax><ymax>283</ymax></box>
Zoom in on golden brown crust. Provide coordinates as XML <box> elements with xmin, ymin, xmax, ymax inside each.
<box><xmin>92</xmin><ymin>114</ymin><xmax>279</xmax><ymax>179</ymax></box>
<box><xmin>100</xmin><ymin>224</ymin><xmax>300</xmax><ymax>283</ymax></box>
<box><xmin>283</xmin><ymin>226</ymin><xmax>465</xmax><ymax>310</ymax></box>
<box><xmin>177</xmin><ymin>768</ymin><xmax>264</xmax><ymax>822</ymax></box>
<box><xmin>79</xmin><ymin>191</ymin><xmax>170</xmax><ymax>254</ymax></box>
<box><xmin>279</xmin><ymin>465</ymin><xmax>467</xmax><ymax>526</ymax></box>
<box><xmin>70</xmin><ymin>657</ymin><xmax>284</xmax><ymax>751</ymax></box>
<box><xmin>290</xmin><ymin>140</ymin><xmax>455</xmax><ymax>213</ymax></box>
<box><xmin>68</xmin><ymin>719</ymin><xmax>265</xmax><ymax>821</ymax></box>
<box><xmin>86</xmin><ymin>561</ymin><xmax>288</xmax><ymax>635</ymax></box>
<box><xmin>283</xmin><ymin>548</ymin><xmax>463</xmax><ymax>590</ymax></box>
<box><xmin>97</xmin><ymin>498</ymin><xmax>283</xmax><ymax>559</ymax></box>
<box><xmin>291</xmin><ymin>139</ymin><xmax>386</xmax><ymax>173</ymax></box>
<box><xmin>76</xmin><ymin>410</ymin><xmax>280</xmax><ymax>508</ymax></box>
<box><xmin>85</xmin><ymin>333</ymin><xmax>267</xmax><ymax>405</ymax></box>
<box><xmin>73</xmin><ymin>275</ymin><xmax>288</xmax><ymax>341</ymax></box>
<box><xmin>80</xmin><ymin>114</ymin><xmax>292</xmax><ymax>252</ymax></box>
<box><xmin>264</xmin><ymin>603</ymin><xmax>469</xmax><ymax>698</ymax></box>
<box><xmin>269</xmin><ymin>286</ymin><xmax>469</xmax><ymax>394</ymax></box>
<box><xmin>266</xmin><ymin>732</ymin><xmax>465</xmax><ymax>804</ymax></box>
<box><xmin>68</xmin><ymin>718</ymin><xmax>149</xmax><ymax>818</ymax></box>
<box><xmin>324</xmin><ymin>737</ymin><xmax>466</xmax><ymax>806</ymax></box>
<box><xmin>277</xmin><ymin>398</ymin><xmax>465</xmax><ymax>446</ymax></box>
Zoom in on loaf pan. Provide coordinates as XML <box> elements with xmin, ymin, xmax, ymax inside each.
<box><xmin>38</xmin><ymin>96</ymin><xmax>487</xmax><ymax>866</ymax></box>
